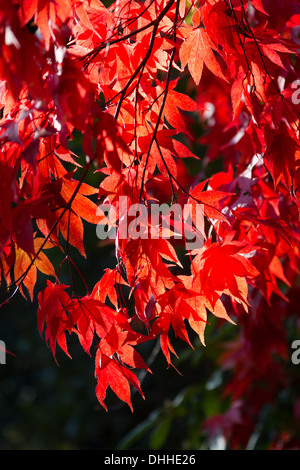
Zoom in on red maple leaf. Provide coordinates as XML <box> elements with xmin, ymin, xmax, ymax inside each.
<box><xmin>179</xmin><ymin>19</ymin><xmax>227</xmax><ymax>85</ymax></box>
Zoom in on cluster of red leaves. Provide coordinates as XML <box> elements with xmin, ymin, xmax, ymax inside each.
<box><xmin>0</xmin><ymin>0</ymin><xmax>300</xmax><ymax>445</ymax></box>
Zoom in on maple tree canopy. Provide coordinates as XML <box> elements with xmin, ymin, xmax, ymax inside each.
<box><xmin>1</xmin><ymin>0</ymin><xmax>300</xmax><ymax>448</ymax></box>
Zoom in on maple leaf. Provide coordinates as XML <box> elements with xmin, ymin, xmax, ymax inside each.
<box><xmin>13</xmin><ymin>236</ymin><xmax>56</xmax><ymax>301</ymax></box>
<box><xmin>179</xmin><ymin>26</ymin><xmax>227</xmax><ymax>86</ymax></box>
<box><xmin>56</xmin><ymin>55</ymin><xmax>95</xmax><ymax>129</ymax></box>
<box><xmin>192</xmin><ymin>232</ymin><xmax>260</xmax><ymax>307</ymax></box>
<box><xmin>150</xmin><ymin>284</ymin><xmax>194</xmax><ymax>364</ymax></box>
<box><xmin>122</xmin><ymin>238</ymin><xmax>179</xmax><ymax>298</ymax></box>
<box><xmin>95</xmin><ymin>351</ymin><xmax>144</xmax><ymax>412</ymax></box>
<box><xmin>179</xmin><ymin>264</ymin><xmax>236</xmax><ymax>346</ymax></box>
<box><xmin>65</xmin><ymin>296</ymin><xmax>103</xmax><ymax>354</ymax></box>
<box><xmin>250</xmin><ymin>0</ymin><xmax>269</xmax><ymax>15</ymax></box>
<box><xmin>66</xmin><ymin>296</ymin><xmax>121</xmax><ymax>353</ymax></box>
<box><xmin>92</xmin><ymin>111</ymin><xmax>133</xmax><ymax>172</ymax></box>
<box><xmin>37</xmin><ymin>281</ymin><xmax>73</xmax><ymax>360</ymax></box>
<box><xmin>189</xmin><ymin>180</ymin><xmax>234</xmax><ymax>222</ymax></box>
<box><xmin>264</xmin><ymin>122</ymin><xmax>300</xmax><ymax>189</ymax></box>
<box><xmin>163</xmin><ymin>86</ymin><xmax>198</xmax><ymax>137</ymax></box>
<box><xmin>19</xmin><ymin>0</ymin><xmax>74</xmax><ymax>50</ymax></box>
<box><xmin>92</xmin><ymin>268</ymin><xmax>128</xmax><ymax>309</ymax></box>
<box><xmin>55</xmin><ymin>175</ymin><xmax>100</xmax><ymax>255</ymax></box>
